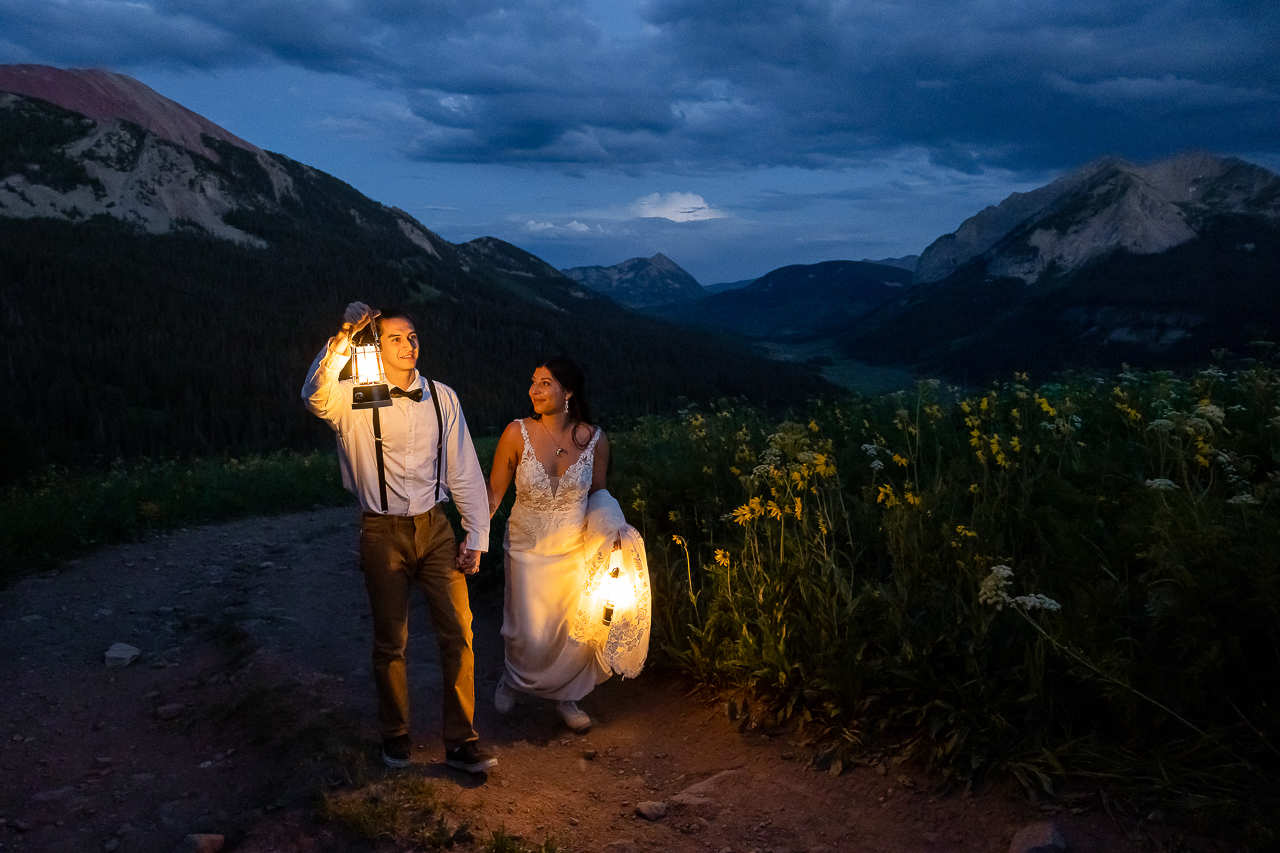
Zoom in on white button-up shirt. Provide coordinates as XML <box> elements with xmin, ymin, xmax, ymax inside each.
<box><xmin>302</xmin><ymin>342</ymin><xmax>490</xmax><ymax>551</ymax></box>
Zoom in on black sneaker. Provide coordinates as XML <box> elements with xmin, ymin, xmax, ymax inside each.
<box><xmin>444</xmin><ymin>741</ymin><xmax>497</xmax><ymax>773</ymax></box>
<box><xmin>382</xmin><ymin>734</ymin><xmax>411</xmax><ymax>769</ymax></box>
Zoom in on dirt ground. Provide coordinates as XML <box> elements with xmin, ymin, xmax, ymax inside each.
<box><xmin>0</xmin><ymin>507</ymin><xmax>1220</xmax><ymax>853</ymax></box>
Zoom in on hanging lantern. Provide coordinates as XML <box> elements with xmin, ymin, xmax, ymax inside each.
<box><xmin>602</xmin><ymin>539</ymin><xmax>634</xmax><ymax>626</ymax></box>
<box><xmin>350</xmin><ymin>320</ymin><xmax>391</xmax><ymax>410</ymax></box>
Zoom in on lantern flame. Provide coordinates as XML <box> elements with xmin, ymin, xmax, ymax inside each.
<box><xmin>602</xmin><ymin>541</ymin><xmax>633</xmax><ymax>626</ymax></box>
<box><xmin>350</xmin><ymin>321</ymin><xmax>391</xmax><ymax>409</ymax></box>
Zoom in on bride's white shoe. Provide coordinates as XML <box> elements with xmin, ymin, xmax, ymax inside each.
<box><xmin>556</xmin><ymin>700</ymin><xmax>591</xmax><ymax>732</ymax></box>
<box><xmin>494</xmin><ymin>674</ymin><xmax>517</xmax><ymax>715</ymax></box>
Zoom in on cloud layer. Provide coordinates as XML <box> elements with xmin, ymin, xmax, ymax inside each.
<box><xmin>3</xmin><ymin>0</ymin><xmax>1276</xmax><ymax>176</ymax></box>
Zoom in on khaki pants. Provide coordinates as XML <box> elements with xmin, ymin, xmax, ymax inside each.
<box><xmin>359</xmin><ymin>507</ymin><xmax>477</xmax><ymax>748</ymax></box>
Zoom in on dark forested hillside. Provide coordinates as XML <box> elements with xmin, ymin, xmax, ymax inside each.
<box><xmin>0</xmin><ymin>215</ymin><xmax>832</xmax><ymax>483</ymax></box>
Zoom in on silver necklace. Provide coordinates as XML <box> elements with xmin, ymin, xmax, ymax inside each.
<box><xmin>537</xmin><ymin>417</ymin><xmax>570</xmax><ymax>456</ymax></box>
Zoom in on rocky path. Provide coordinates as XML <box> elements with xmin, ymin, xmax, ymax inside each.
<box><xmin>0</xmin><ymin>508</ymin><xmax>1162</xmax><ymax>853</ymax></box>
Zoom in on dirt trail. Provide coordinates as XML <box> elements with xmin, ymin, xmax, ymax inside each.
<box><xmin>0</xmin><ymin>507</ymin><xmax>1160</xmax><ymax>852</ymax></box>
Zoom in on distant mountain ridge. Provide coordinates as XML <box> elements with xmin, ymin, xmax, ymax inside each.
<box><xmin>914</xmin><ymin>152</ymin><xmax>1280</xmax><ymax>285</ymax></box>
<box><xmin>843</xmin><ymin>152</ymin><xmax>1280</xmax><ymax>380</ymax></box>
<box><xmin>561</xmin><ymin>253</ymin><xmax>705</xmax><ymax>308</ymax></box>
<box><xmin>655</xmin><ymin>260</ymin><xmax>911</xmax><ymax>340</ymax></box>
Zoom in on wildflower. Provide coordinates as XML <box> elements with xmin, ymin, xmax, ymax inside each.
<box><xmin>1145</xmin><ymin>478</ymin><xmax>1177</xmax><ymax>491</ymax></box>
<box><xmin>876</xmin><ymin>485</ymin><xmax>900</xmax><ymax>508</ymax></box>
<box><xmin>1148</xmin><ymin>419</ymin><xmax>1174</xmax><ymax>432</ymax></box>
<box><xmin>1195</xmin><ymin>404</ymin><xmax>1225</xmax><ymax>426</ymax></box>
<box><xmin>766</xmin><ymin>500</ymin><xmax>783</xmax><ymax>520</ymax></box>
<box><xmin>1011</xmin><ymin>594</ymin><xmax>1062</xmax><ymax>611</ymax></box>
<box><xmin>793</xmin><ymin>497</ymin><xmax>803</xmax><ymax>518</ymax></box>
<box><xmin>714</xmin><ymin>549</ymin><xmax>730</xmax><ymax>567</ymax></box>
<box><xmin>1227</xmin><ymin>494</ymin><xmax>1260</xmax><ymax>506</ymax></box>
<box><xmin>978</xmin><ymin>565</ymin><xmax>1014</xmax><ymax>609</ymax></box>
<box><xmin>979</xmin><ymin>565</ymin><xmax>1061</xmax><ymax>612</ymax></box>
<box><xmin>672</xmin><ymin>534</ymin><xmax>686</xmax><ymax>546</ymax></box>
<box><xmin>812</xmin><ymin>453</ymin><xmax>836</xmax><ymax>477</ymax></box>
<box><xmin>892</xmin><ymin>454</ymin><xmax>909</xmax><ymax>468</ymax></box>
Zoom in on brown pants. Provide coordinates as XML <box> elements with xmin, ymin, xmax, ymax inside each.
<box><xmin>359</xmin><ymin>507</ymin><xmax>477</xmax><ymax>748</ymax></box>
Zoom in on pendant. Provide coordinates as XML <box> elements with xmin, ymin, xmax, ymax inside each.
<box><xmin>556</xmin><ymin>448</ymin><xmax>564</xmax><ymax>456</ymax></box>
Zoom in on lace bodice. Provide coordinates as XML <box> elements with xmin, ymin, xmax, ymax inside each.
<box><xmin>509</xmin><ymin>420</ymin><xmax>601</xmax><ymax>542</ymax></box>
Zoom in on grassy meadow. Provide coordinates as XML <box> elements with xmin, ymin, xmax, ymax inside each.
<box><xmin>3</xmin><ymin>360</ymin><xmax>1278</xmax><ymax>841</ymax></box>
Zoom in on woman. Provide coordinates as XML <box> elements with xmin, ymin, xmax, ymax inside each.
<box><xmin>487</xmin><ymin>356</ymin><xmax>612</xmax><ymax>731</ymax></box>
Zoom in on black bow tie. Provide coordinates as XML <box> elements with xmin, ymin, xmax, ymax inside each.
<box><xmin>390</xmin><ymin>387</ymin><xmax>423</xmax><ymax>402</ymax></box>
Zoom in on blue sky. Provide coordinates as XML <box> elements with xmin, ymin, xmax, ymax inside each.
<box><xmin>2</xmin><ymin>0</ymin><xmax>1277</xmax><ymax>284</ymax></box>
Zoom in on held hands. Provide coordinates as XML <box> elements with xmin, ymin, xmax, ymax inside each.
<box><xmin>456</xmin><ymin>543</ymin><xmax>481</xmax><ymax>575</ymax></box>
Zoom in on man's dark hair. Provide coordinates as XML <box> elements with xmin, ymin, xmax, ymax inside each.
<box><xmin>376</xmin><ymin>306</ymin><xmax>418</xmax><ymax>332</ymax></box>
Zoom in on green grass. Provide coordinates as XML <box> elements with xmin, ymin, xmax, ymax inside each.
<box><xmin>0</xmin><ymin>449</ymin><xmax>352</xmax><ymax>581</ymax></box>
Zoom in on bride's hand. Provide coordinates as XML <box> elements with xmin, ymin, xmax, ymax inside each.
<box><xmin>456</xmin><ymin>543</ymin><xmax>480</xmax><ymax>575</ymax></box>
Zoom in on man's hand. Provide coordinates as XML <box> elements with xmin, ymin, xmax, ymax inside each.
<box><xmin>456</xmin><ymin>543</ymin><xmax>481</xmax><ymax>575</ymax></box>
<box><xmin>342</xmin><ymin>301</ymin><xmax>379</xmax><ymax>334</ymax></box>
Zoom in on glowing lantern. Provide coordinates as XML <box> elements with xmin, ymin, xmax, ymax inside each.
<box><xmin>350</xmin><ymin>321</ymin><xmax>391</xmax><ymax>410</ymax></box>
<box><xmin>602</xmin><ymin>539</ymin><xmax>634</xmax><ymax>626</ymax></box>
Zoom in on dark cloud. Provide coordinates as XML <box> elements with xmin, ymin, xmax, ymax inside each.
<box><xmin>2</xmin><ymin>0</ymin><xmax>1276</xmax><ymax>175</ymax></box>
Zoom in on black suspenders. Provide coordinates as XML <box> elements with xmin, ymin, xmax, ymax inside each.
<box><xmin>371</xmin><ymin>379</ymin><xmax>446</xmax><ymax>513</ymax></box>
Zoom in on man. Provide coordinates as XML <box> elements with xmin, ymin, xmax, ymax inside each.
<box><xmin>302</xmin><ymin>301</ymin><xmax>497</xmax><ymax>773</ymax></box>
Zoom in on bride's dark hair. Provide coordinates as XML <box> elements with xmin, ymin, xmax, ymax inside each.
<box><xmin>533</xmin><ymin>355</ymin><xmax>594</xmax><ymax>447</ymax></box>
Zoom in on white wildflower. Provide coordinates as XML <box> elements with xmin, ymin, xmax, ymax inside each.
<box><xmin>1011</xmin><ymin>594</ymin><xmax>1062</xmax><ymax>611</ymax></box>
<box><xmin>1145</xmin><ymin>478</ymin><xmax>1177</xmax><ymax>491</ymax></box>
<box><xmin>870</xmin><ymin>459</ymin><xmax>884</xmax><ymax>471</ymax></box>
<box><xmin>1195</xmin><ymin>404</ymin><xmax>1225</xmax><ymax>425</ymax></box>
<box><xmin>1148</xmin><ymin>419</ymin><xmax>1175</xmax><ymax>432</ymax></box>
<box><xmin>979</xmin><ymin>565</ymin><xmax>1061</xmax><ymax>612</ymax></box>
<box><xmin>1227</xmin><ymin>494</ymin><xmax>1260</xmax><ymax>506</ymax></box>
<box><xmin>1199</xmin><ymin>367</ymin><xmax>1227</xmax><ymax>380</ymax></box>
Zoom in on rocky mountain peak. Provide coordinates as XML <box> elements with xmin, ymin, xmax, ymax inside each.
<box><xmin>0</xmin><ymin>64</ymin><xmax>261</xmax><ymax>164</ymax></box>
<box><xmin>914</xmin><ymin>151</ymin><xmax>1280</xmax><ymax>285</ymax></box>
<box><xmin>561</xmin><ymin>253</ymin><xmax>704</xmax><ymax>309</ymax></box>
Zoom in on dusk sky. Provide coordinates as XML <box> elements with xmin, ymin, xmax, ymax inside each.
<box><xmin>2</xmin><ymin>0</ymin><xmax>1277</xmax><ymax>284</ymax></box>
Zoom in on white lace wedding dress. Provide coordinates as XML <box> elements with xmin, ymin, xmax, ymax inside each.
<box><xmin>500</xmin><ymin>420</ymin><xmax>612</xmax><ymax>700</ymax></box>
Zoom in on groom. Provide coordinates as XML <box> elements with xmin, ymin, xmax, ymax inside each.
<box><xmin>302</xmin><ymin>301</ymin><xmax>497</xmax><ymax>773</ymax></box>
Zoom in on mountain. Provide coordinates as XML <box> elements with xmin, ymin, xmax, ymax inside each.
<box><xmin>560</xmin><ymin>253</ymin><xmax>705</xmax><ymax>308</ymax></box>
<box><xmin>0</xmin><ymin>65</ymin><xmax>831</xmax><ymax>480</ymax></box>
<box><xmin>655</xmin><ymin>260</ymin><xmax>912</xmax><ymax>339</ymax></box>
<box><xmin>841</xmin><ymin>152</ymin><xmax>1280</xmax><ymax>380</ymax></box>
<box><xmin>859</xmin><ymin>255</ymin><xmax>919</xmax><ymax>272</ymax></box>
<box><xmin>704</xmin><ymin>278</ymin><xmax>757</xmax><ymax>295</ymax></box>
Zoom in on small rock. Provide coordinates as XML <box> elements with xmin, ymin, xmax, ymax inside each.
<box><xmin>104</xmin><ymin>643</ymin><xmax>141</xmax><ymax>667</ymax></box>
<box><xmin>33</xmin><ymin>786</ymin><xmax>75</xmax><ymax>802</ymax></box>
<box><xmin>155</xmin><ymin>703</ymin><xmax>186</xmax><ymax>721</ymax></box>
<box><xmin>1010</xmin><ymin>820</ymin><xmax>1067</xmax><ymax>853</ymax></box>
<box><xmin>172</xmin><ymin>834</ymin><xmax>225</xmax><ymax>853</ymax></box>
<box><xmin>582</xmin><ymin>749</ymin><xmax>598</xmax><ymax>760</ymax></box>
<box><xmin>603</xmin><ymin>842</ymin><xmax>639</xmax><ymax>853</ymax></box>
<box><xmin>669</xmin><ymin>792</ymin><xmax>714</xmax><ymax>807</ymax></box>
<box><xmin>635</xmin><ymin>801</ymin><xmax>667</xmax><ymax>821</ymax></box>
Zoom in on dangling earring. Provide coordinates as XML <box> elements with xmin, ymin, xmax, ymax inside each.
<box><xmin>564</xmin><ymin>398</ymin><xmax>570</xmax><ymax>414</ymax></box>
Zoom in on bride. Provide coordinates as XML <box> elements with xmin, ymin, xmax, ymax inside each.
<box><xmin>487</xmin><ymin>356</ymin><xmax>613</xmax><ymax>732</ymax></box>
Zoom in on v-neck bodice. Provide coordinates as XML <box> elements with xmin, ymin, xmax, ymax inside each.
<box><xmin>508</xmin><ymin>419</ymin><xmax>601</xmax><ymax>545</ymax></box>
